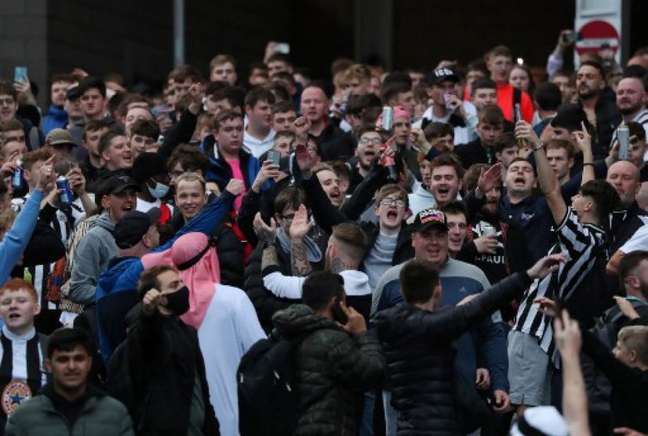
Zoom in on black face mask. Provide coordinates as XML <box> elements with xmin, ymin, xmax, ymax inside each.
<box><xmin>164</xmin><ymin>286</ymin><xmax>190</xmax><ymax>315</ymax></box>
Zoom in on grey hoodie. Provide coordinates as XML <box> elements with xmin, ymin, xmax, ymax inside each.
<box><xmin>69</xmin><ymin>212</ymin><xmax>118</xmax><ymax>306</ymax></box>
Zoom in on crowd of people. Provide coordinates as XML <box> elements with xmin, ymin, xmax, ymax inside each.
<box><xmin>0</xmin><ymin>29</ymin><xmax>646</xmax><ymax>436</ymax></box>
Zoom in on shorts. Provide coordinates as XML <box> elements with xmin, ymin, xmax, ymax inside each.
<box><xmin>507</xmin><ymin>329</ymin><xmax>552</xmax><ymax>407</ymax></box>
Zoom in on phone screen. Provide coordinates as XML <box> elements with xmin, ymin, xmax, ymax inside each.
<box><xmin>267</xmin><ymin>150</ymin><xmax>281</xmax><ymax>167</ymax></box>
<box><xmin>14</xmin><ymin>66</ymin><xmax>28</xmax><ymax>83</ymax></box>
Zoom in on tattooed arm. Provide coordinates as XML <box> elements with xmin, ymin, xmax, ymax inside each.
<box><xmin>289</xmin><ymin>204</ymin><xmax>313</xmax><ymax>277</ymax></box>
<box><xmin>291</xmin><ymin>238</ymin><xmax>312</xmax><ymax>276</ymax></box>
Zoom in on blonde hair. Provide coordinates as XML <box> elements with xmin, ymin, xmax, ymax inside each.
<box><xmin>176</xmin><ymin>172</ymin><xmax>206</xmax><ymax>192</ymax></box>
<box><xmin>618</xmin><ymin>325</ymin><xmax>648</xmax><ymax>365</ymax></box>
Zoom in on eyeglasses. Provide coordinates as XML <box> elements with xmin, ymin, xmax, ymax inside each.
<box><xmin>380</xmin><ymin>198</ymin><xmax>406</xmax><ymax>208</ymax></box>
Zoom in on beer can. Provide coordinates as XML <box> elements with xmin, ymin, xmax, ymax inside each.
<box><xmin>382</xmin><ymin>106</ymin><xmax>393</xmax><ymax>131</ymax></box>
<box><xmin>479</xmin><ymin>222</ymin><xmax>497</xmax><ymax>237</ymax></box>
<box><xmin>617</xmin><ymin>122</ymin><xmax>630</xmax><ymax>161</ymax></box>
<box><xmin>56</xmin><ymin>176</ymin><xmax>73</xmax><ymax>205</ymax></box>
<box><xmin>11</xmin><ymin>161</ymin><xmax>23</xmax><ymax>191</ymax></box>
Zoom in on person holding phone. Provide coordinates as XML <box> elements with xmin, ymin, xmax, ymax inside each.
<box><xmin>271</xmin><ymin>270</ymin><xmax>384</xmax><ymax>436</ymax></box>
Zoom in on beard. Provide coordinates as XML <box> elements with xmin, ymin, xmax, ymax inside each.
<box><xmin>578</xmin><ymin>86</ymin><xmax>598</xmax><ymax>100</ymax></box>
<box><xmin>619</xmin><ymin>103</ymin><xmax>642</xmax><ymax>116</ymax></box>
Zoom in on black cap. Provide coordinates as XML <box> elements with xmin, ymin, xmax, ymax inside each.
<box><xmin>550</xmin><ymin>104</ymin><xmax>588</xmax><ymax>132</ymax></box>
<box><xmin>95</xmin><ymin>174</ymin><xmax>140</xmax><ymax>207</ymax></box>
<box><xmin>132</xmin><ymin>153</ymin><xmax>167</xmax><ymax>184</ymax></box>
<box><xmin>65</xmin><ymin>86</ymin><xmax>81</xmax><ymax>101</ymax></box>
<box><xmin>426</xmin><ymin>67</ymin><xmax>460</xmax><ymax>85</ymax></box>
<box><xmin>411</xmin><ymin>208</ymin><xmax>448</xmax><ymax>232</ymax></box>
<box><xmin>113</xmin><ymin>208</ymin><xmax>161</xmax><ymax>249</ymax></box>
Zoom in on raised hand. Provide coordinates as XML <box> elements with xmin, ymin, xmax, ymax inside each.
<box><xmin>253</xmin><ymin>212</ymin><xmax>276</xmax><ymax>243</ymax></box>
<box><xmin>338</xmin><ymin>302</ymin><xmax>366</xmax><ymax>336</ymax></box>
<box><xmin>477</xmin><ymin>163</ymin><xmax>502</xmax><ymax>195</ymax></box>
<box><xmin>526</xmin><ymin>253</ymin><xmax>565</xmax><ymax>280</ymax></box>
<box><xmin>553</xmin><ymin>310</ymin><xmax>581</xmax><ymax>356</ymax></box>
<box><xmin>288</xmin><ymin>204</ymin><xmax>311</xmax><ymax>241</ymax></box>
<box><xmin>36</xmin><ymin>155</ymin><xmax>56</xmax><ymax>192</ymax></box>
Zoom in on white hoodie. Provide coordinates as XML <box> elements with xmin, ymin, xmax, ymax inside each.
<box><xmin>263</xmin><ymin>269</ymin><xmax>371</xmax><ymax>299</ymax></box>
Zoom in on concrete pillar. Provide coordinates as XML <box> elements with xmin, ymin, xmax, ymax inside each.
<box><xmin>354</xmin><ymin>0</ymin><xmax>393</xmax><ymax>68</ymax></box>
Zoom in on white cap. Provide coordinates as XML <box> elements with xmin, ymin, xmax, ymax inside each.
<box><xmin>509</xmin><ymin>406</ymin><xmax>569</xmax><ymax>436</ymax></box>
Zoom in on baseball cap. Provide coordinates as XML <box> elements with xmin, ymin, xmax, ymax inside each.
<box><xmin>45</xmin><ymin>128</ymin><xmax>75</xmax><ymax>148</ymax></box>
<box><xmin>550</xmin><ymin>104</ymin><xmax>588</xmax><ymax>132</ymax></box>
<box><xmin>65</xmin><ymin>86</ymin><xmax>81</xmax><ymax>101</ymax></box>
<box><xmin>510</xmin><ymin>406</ymin><xmax>568</xmax><ymax>436</ymax></box>
<box><xmin>113</xmin><ymin>209</ymin><xmax>161</xmax><ymax>249</ymax></box>
<box><xmin>426</xmin><ymin>67</ymin><xmax>460</xmax><ymax>85</ymax></box>
<box><xmin>411</xmin><ymin>208</ymin><xmax>448</xmax><ymax>232</ymax></box>
<box><xmin>95</xmin><ymin>175</ymin><xmax>140</xmax><ymax>207</ymax></box>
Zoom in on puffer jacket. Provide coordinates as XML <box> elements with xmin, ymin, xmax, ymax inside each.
<box><xmin>5</xmin><ymin>384</ymin><xmax>134</xmax><ymax>436</ymax></box>
<box><xmin>373</xmin><ymin>272</ymin><xmax>532</xmax><ymax>436</ymax></box>
<box><xmin>273</xmin><ymin>304</ymin><xmax>385</xmax><ymax>436</ymax></box>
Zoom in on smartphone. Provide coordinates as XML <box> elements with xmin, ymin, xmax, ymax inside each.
<box><xmin>331</xmin><ymin>298</ymin><xmax>348</xmax><ymax>324</ymax></box>
<box><xmin>562</xmin><ymin>30</ymin><xmax>576</xmax><ymax>45</ymax></box>
<box><xmin>275</xmin><ymin>43</ymin><xmax>290</xmax><ymax>54</ymax></box>
<box><xmin>14</xmin><ymin>66</ymin><xmax>28</xmax><ymax>83</ymax></box>
<box><xmin>266</xmin><ymin>150</ymin><xmax>281</xmax><ymax>167</ymax></box>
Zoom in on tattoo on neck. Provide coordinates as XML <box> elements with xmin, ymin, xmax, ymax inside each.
<box><xmin>329</xmin><ymin>258</ymin><xmax>351</xmax><ymax>274</ymax></box>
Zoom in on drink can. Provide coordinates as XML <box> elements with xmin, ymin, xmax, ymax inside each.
<box><xmin>480</xmin><ymin>222</ymin><xmax>497</xmax><ymax>237</ymax></box>
<box><xmin>11</xmin><ymin>161</ymin><xmax>23</xmax><ymax>190</ymax></box>
<box><xmin>382</xmin><ymin>106</ymin><xmax>393</xmax><ymax>131</ymax></box>
<box><xmin>56</xmin><ymin>176</ymin><xmax>73</xmax><ymax>205</ymax></box>
<box><xmin>617</xmin><ymin>122</ymin><xmax>630</xmax><ymax>161</ymax></box>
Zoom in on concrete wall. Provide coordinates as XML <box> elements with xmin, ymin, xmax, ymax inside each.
<box><xmin>0</xmin><ymin>0</ymin><xmax>48</xmax><ymax>104</ymax></box>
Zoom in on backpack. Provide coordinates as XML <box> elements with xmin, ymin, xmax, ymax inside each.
<box><xmin>237</xmin><ymin>331</ymin><xmax>306</xmax><ymax>436</ymax></box>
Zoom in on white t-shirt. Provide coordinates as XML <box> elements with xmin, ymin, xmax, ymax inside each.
<box><xmin>243</xmin><ymin>129</ymin><xmax>276</xmax><ymax>158</ymax></box>
<box><xmin>413</xmin><ymin>101</ymin><xmax>478</xmax><ymax>145</ymax></box>
<box><xmin>620</xmin><ymin>220</ymin><xmax>648</xmax><ymax>253</ymax></box>
<box><xmin>197</xmin><ymin>284</ymin><xmax>265</xmax><ymax>436</ymax></box>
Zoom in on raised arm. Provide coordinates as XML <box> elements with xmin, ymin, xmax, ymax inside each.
<box><xmin>517</xmin><ymin>120</ymin><xmax>567</xmax><ymax>225</ymax></box>
<box><xmin>573</xmin><ymin>122</ymin><xmax>595</xmax><ymax>186</ymax></box>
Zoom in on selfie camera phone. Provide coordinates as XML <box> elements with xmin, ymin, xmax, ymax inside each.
<box><xmin>14</xmin><ymin>66</ymin><xmax>28</xmax><ymax>83</ymax></box>
<box><xmin>275</xmin><ymin>43</ymin><xmax>290</xmax><ymax>54</ymax></box>
<box><xmin>267</xmin><ymin>150</ymin><xmax>281</xmax><ymax>167</ymax></box>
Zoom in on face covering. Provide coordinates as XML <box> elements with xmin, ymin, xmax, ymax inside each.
<box><xmin>164</xmin><ymin>286</ymin><xmax>190</xmax><ymax>315</ymax></box>
<box><xmin>148</xmin><ymin>181</ymin><xmax>170</xmax><ymax>199</ymax></box>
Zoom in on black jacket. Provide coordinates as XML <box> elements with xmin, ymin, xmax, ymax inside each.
<box><xmin>273</xmin><ymin>304</ymin><xmax>384</xmax><ymax>436</ymax></box>
<box><xmin>453</xmin><ymin>139</ymin><xmax>497</xmax><ymax>169</ymax></box>
<box><xmin>169</xmin><ymin>212</ymin><xmax>244</xmax><ymax>288</ymax></box>
<box><xmin>300</xmin><ymin>165</ymin><xmax>413</xmax><ymax>264</ymax></box>
<box><xmin>315</xmin><ymin>123</ymin><xmax>355</xmax><ymax>162</ymax></box>
<box><xmin>243</xmin><ymin>236</ymin><xmax>326</xmax><ymax>332</ymax></box>
<box><xmin>581</xmin><ymin>92</ymin><xmax>622</xmax><ymax>159</ymax></box>
<box><xmin>373</xmin><ymin>272</ymin><xmax>532</xmax><ymax>436</ymax></box>
<box><xmin>107</xmin><ymin>308</ymin><xmax>219</xmax><ymax>436</ymax></box>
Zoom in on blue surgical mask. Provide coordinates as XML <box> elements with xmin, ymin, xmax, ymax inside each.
<box><xmin>148</xmin><ymin>182</ymin><xmax>170</xmax><ymax>199</ymax></box>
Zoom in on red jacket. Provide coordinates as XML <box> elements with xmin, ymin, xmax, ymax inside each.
<box><xmin>496</xmin><ymin>83</ymin><xmax>534</xmax><ymax>122</ymax></box>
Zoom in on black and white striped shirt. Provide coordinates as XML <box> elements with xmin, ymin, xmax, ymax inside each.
<box><xmin>513</xmin><ymin>208</ymin><xmax>606</xmax><ymax>361</ymax></box>
<box><xmin>11</xmin><ymin>195</ymin><xmax>84</xmax><ymax>309</ymax></box>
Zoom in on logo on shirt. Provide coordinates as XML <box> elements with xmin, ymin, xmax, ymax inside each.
<box><xmin>2</xmin><ymin>380</ymin><xmax>32</xmax><ymax>416</ymax></box>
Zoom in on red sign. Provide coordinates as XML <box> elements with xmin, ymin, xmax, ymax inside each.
<box><xmin>575</xmin><ymin>20</ymin><xmax>620</xmax><ymax>55</ymax></box>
